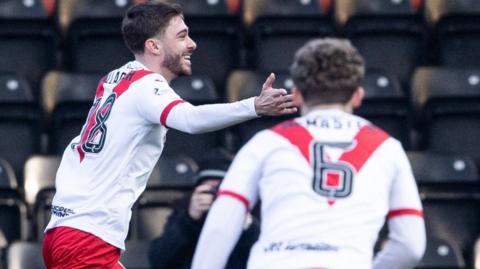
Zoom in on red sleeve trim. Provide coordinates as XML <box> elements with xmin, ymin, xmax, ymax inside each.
<box><xmin>217</xmin><ymin>190</ymin><xmax>250</xmax><ymax>210</ymax></box>
<box><xmin>387</xmin><ymin>208</ymin><xmax>423</xmax><ymax>219</ymax></box>
<box><xmin>160</xmin><ymin>100</ymin><xmax>186</xmax><ymax>127</ymax></box>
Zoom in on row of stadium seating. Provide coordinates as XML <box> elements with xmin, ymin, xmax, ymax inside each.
<box><xmin>2</xmin><ymin>0</ymin><xmax>480</xmax><ymax>96</ymax></box>
<box><xmin>0</xmin><ymin>152</ymin><xmax>479</xmax><ymax>268</ymax></box>
<box><xmin>1</xmin><ymin>66</ymin><xmax>479</xmax><ymax>180</ymax></box>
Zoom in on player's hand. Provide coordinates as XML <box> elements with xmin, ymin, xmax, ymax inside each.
<box><xmin>254</xmin><ymin>73</ymin><xmax>298</xmax><ymax>116</ymax></box>
<box><xmin>188</xmin><ymin>184</ymin><xmax>216</xmax><ymax>220</ymax></box>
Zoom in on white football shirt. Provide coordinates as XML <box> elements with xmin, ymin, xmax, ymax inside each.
<box><xmin>45</xmin><ymin>60</ymin><xmax>258</xmax><ymax>250</ymax></box>
<box><xmin>193</xmin><ymin>109</ymin><xmax>424</xmax><ymax>269</ymax></box>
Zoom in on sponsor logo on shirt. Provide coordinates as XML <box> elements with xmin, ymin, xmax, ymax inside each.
<box><xmin>264</xmin><ymin>241</ymin><xmax>338</xmax><ymax>253</ymax></box>
<box><xmin>51</xmin><ymin>205</ymin><xmax>75</xmax><ymax>217</ymax></box>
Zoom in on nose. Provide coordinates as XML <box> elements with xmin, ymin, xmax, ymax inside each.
<box><xmin>188</xmin><ymin>36</ymin><xmax>197</xmax><ymax>51</ymax></box>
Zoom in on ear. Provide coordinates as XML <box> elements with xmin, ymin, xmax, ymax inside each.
<box><xmin>292</xmin><ymin>86</ymin><xmax>304</xmax><ymax>107</ymax></box>
<box><xmin>145</xmin><ymin>38</ymin><xmax>162</xmax><ymax>56</ymax></box>
<box><xmin>350</xmin><ymin>87</ymin><xmax>364</xmax><ymax>109</ymax></box>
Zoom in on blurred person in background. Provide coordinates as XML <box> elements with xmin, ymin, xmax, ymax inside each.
<box><xmin>149</xmin><ymin>148</ymin><xmax>259</xmax><ymax>269</ymax></box>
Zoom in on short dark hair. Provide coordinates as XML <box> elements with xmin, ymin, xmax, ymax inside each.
<box><xmin>121</xmin><ymin>2</ymin><xmax>183</xmax><ymax>54</ymax></box>
<box><xmin>290</xmin><ymin>38</ymin><xmax>365</xmax><ymax>106</ymax></box>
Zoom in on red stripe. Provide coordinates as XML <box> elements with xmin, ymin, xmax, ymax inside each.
<box><xmin>340</xmin><ymin>125</ymin><xmax>389</xmax><ymax>171</ymax></box>
<box><xmin>95</xmin><ymin>76</ymin><xmax>106</xmax><ymax>99</ymax></box>
<box><xmin>217</xmin><ymin>190</ymin><xmax>250</xmax><ymax>210</ymax></box>
<box><xmin>113</xmin><ymin>70</ymin><xmax>153</xmax><ymax>97</ymax></box>
<box><xmin>160</xmin><ymin>100</ymin><xmax>186</xmax><ymax>127</ymax></box>
<box><xmin>271</xmin><ymin>120</ymin><xmax>314</xmax><ymax>162</ymax></box>
<box><xmin>387</xmin><ymin>208</ymin><xmax>423</xmax><ymax>219</ymax></box>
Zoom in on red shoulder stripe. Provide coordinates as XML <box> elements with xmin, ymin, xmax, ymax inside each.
<box><xmin>270</xmin><ymin>120</ymin><xmax>314</xmax><ymax>163</ymax></box>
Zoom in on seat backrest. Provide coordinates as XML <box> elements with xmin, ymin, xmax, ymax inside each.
<box><xmin>0</xmin><ymin>158</ymin><xmax>17</xmax><ymax>190</ymax></box>
<box><xmin>0</xmin><ymin>73</ymin><xmax>34</xmax><ymax>103</ymax></box>
<box><xmin>148</xmin><ymin>154</ymin><xmax>198</xmax><ymax>188</ymax></box>
<box><xmin>416</xmin><ymin>236</ymin><xmax>465</xmax><ymax>268</ymax></box>
<box><xmin>176</xmin><ymin>0</ymin><xmax>240</xmax><ymax>16</ymax></box>
<box><xmin>23</xmin><ymin>155</ymin><xmax>61</xmax><ymax>206</ymax></box>
<box><xmin>227</xmin><ymin>70</ymin><xmax>294</xmax><ymax>102</ymax></box>
<box><xmin>7</xmin><ymin>241</ymin><xmax>44</xmax><ymax>269</ymax></box>
<box><xmin>336</xmin><ymin>0</ymin><xmax>423</xmax><ymax>25</ymax></box>
<box><xmin>362</xmin><ymin>69</ymin><xmax>404</xmax><ymax>99</ymax></box>
<box><xmin>41</xmin><ymin>71</ymin><xmax>101</xmax><ymax>116</ymax></box>
<box><xmin>408</xmin><ymin>151</ymin><xmax>478</xmax><ymax>183</ymax></box>
<box><xmin>412</xmin><ymin>67</ymin><xmax>480</xmax><ymax>120</ymax></box>
<box><xmin>0</xmin><ymin>0</ymin><xmax>54</xmax><ymax>20</ymax></box>
<box><xmin>171</xmin><ymin>75</ymin><xmax>219</xmax><ymax>104</ymax></box>
<box><xmin>120</xmin><ymin>240</ymin><xmax>150</xmax><ymax>268</ymax></box>
<box><xmin>425</xmin><ymin>0</ymin><xmax>480</xmax><ymax>24</ymax></box>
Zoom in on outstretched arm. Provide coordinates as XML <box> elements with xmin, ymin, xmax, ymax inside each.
<box><xmin>166</xmin><ymin>73</ymin><xmax>297</xmax><ymax>134</ymax></box>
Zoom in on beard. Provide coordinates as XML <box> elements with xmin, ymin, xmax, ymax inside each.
<box><xmin>162</xmin><ymin>49</ymin><xmax>191</xmax><ymax>77</ymax></box>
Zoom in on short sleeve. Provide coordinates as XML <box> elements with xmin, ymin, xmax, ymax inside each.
<box><xmin>135</xmin><ymin>74</ymin><xmax>184</xmax><ymax>125</ymax></box>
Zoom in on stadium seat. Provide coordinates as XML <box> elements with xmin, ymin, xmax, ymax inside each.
<box><xmin>162</xmin><ymin>129</ymin><xmax>226</xmax><ymax>164</ymax></box>
<box><xmin>226</xmin><ymin>70</ymin><xmax>297</xmax><ymax>150</ymax></box>
<box><xmin>416</xmin><ymin>236</ymin><xmax>464</xmax><ymax>269</ymax></box>
<box><xmin>0</xmin><ymin>197</ymin><xmax>28</xmax><ymax>245</ymax></box>
<box><xmin>0</xmin><ymin>158</ymin><xmax>19</xmax><ymax>198</ymax></box>
<box><xmin>171</xmin><ymin>75</ymin><xmax>219</xmax><ymax>104</ymax></box>
<box><xmin>148</xmin><ymin>154</ymin><xmax>198</xmax><ymax>188</ymax></box>
<box><xmin>407</xmin><ymin>151</ymin><xmax>478</xmax><ymax>184</ymax></box>
<box><xmin>425</xmin><ymin>0</ymin><xmax>480</xmax><ymax>67</ymax></box>
<box><xmin>173</xmin><ymin>0</ymin><xmax>244</xmax><ymax>96</ymax></box>
<box><xmin>354</xmin><ymin>69</ymin><xmax>412</xmax><ymax>148</ymax></box>
<box><xmin>58</xmin><ymin>0</ymin><xmax>137</xmax><ymax>72</ymax></box>
<box><xmin>0</xmin><ymin>0</ymin><xmax>58</xmax><ymax>95</ymax></box>
<box><xmin>132</xmin><ymin>188</ymin><xmax>188</xmax><ymax>241</ymax></box>
<box><xmin>41</xmin><ymin>71</ymin><xmax>101</xmax><ymax>154</ymax></box>
<box><xmin>7</xmin><ymin>241</ymin><xmax>44</xmax><ymax>269</ymax></box>
<box><xmin>245</xmin><ymin>0</ymin><xmax>336</xmax><ymax>73</ymax></box>
<box><xmin>411</xmin><ymin>67</ymin><xmax>480</xmax><ymax>168</ymax></box>
<box><xmin>0</xmin><ymin>73</ymin><xmax>41</xmax><ymax>179</ymax></box>
<box><xmin>120</xmin><ymin>240</ymin><xmax>150</xmax><ymax>269</ymax></box>
<box><xmin>23</xmin><ymin>155</ymin><xmax>60</xmax><ymax>240</ymax></box>
<box><xmin>336</xmin><ymin>0</ymin><xmax>426</xmax><ymax>88</ymax></box>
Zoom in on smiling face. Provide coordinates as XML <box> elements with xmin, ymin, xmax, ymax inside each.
<box><xmin>158</xmin><ymin>15</ymin><xmax>196</xmax><ymax>79</ymax></box>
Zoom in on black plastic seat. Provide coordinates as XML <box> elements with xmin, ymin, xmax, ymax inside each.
<box><xmin>416</xmin><ymin>236</ymin><xmax>465</xmax><ymax>269</ymax></box>
<box><xmin>58</xmin><ymin>0</ymin><xmax>136</xmax><ymax>72</ymax></box>
<box><xmin>425</xmin><ymin>0</ymin><xmax>480</xmax><ymax>67</ymax></box>
<box><xmin>355</xmin><ymin>69</ymin><xmax>411</xmax><ymax>148</ymax></box>
<box><xmin>246</xmin><ymin>0</ymin><xmax>336</xmax><ymax>73</ymax></box>
<box><xmin>336</xmin><ymin>0</ymin><xmax>426</xmax><ymax>88</ymax></box>
<box><xmin>120</xmin><ymin>240</ymin><xmax>150</xmax><ymax>269</ymax></box>
<box><xmin>0</xmin><ymin>0</ymin><xmax>58</xmax><ymax>96</ymax></box>
<box><xmin>177</xmin><ymin>0</ymin><xmax>245</xmax><ymax>96</ymax></box>
<box><xmin>411</xmin><ymin>67</ymin><xmax>480</xmax><ymax>168</ymax></box>
<box><xmin>0</xmin><ymin>73</ymin><xmax>41</xmax><ymax>179</ymax></box>
<box><xmin>171</xmin><ymin>75</ymin><xmax>219</xmax><ymax>105</ymax></box>
<box><xmin>7</xmin><ymin>241</ymin><xmax>44</xmax><ymax>269</ymax></box>
<box><xmin>148</xmin><ymin>154</ymin><xmax>198</xmax><ymax>189</ymax></box>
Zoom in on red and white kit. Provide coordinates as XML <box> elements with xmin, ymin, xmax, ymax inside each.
<box><xmin>193</xmin><ymin>109</ymin><xmax>425</xmax><ymax>269</ymax></box>
<box><xmin>45</xmin><ymin>60</ymin><xmax>258</xmax><ymax>250</ymax></box>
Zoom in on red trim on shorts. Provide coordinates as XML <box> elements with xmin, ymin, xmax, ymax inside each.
<box><xmin>43</xmin><ymin>227</ymin><xmax>121</xmax><ymax>268</ymax></box>
<box><xmin>217</xmin><ymin>190</ymin><xmax>250</xmax><ymax>210</ymax></box>
<box><xmin>387</xmin><ymin>208</ymin><xmax>424</xmax><ymax>219</ymax></box>
<box><xmin>160</xmin><ymin>99</ymin><xmax>186</xmax><ymax>127</ymax></box>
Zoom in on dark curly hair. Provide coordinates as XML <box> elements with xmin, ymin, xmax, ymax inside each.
<box><xmin>290</xmin><ymin>38</ymin><xmax>365</xmax><ymax>106</ymax></box>
<box><xmin>121</xmin><ymin>2</ymin><xmax>183</xmax><ymax>54</ymax></box>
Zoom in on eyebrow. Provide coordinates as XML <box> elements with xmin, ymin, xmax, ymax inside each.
<box><xmin>176</xmin><ymin>28</ymin><xmax>188</xmax><ymax>37</ymax></box>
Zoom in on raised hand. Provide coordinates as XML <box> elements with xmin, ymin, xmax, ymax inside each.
<box><xmin>254</xmin><ymin>73</ymin><xmax>298</xmax><ymax>116</ymax></box>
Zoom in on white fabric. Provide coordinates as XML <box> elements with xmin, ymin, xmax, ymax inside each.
<box><xmin>192</xmin><ymin>109</ymin><xmax>425</xmax><ymax>269</ymax></box>
<box><xmin>45</xmin><ymin>60</ymin><xmax>259</xmax><ymax>250</ymax></box>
